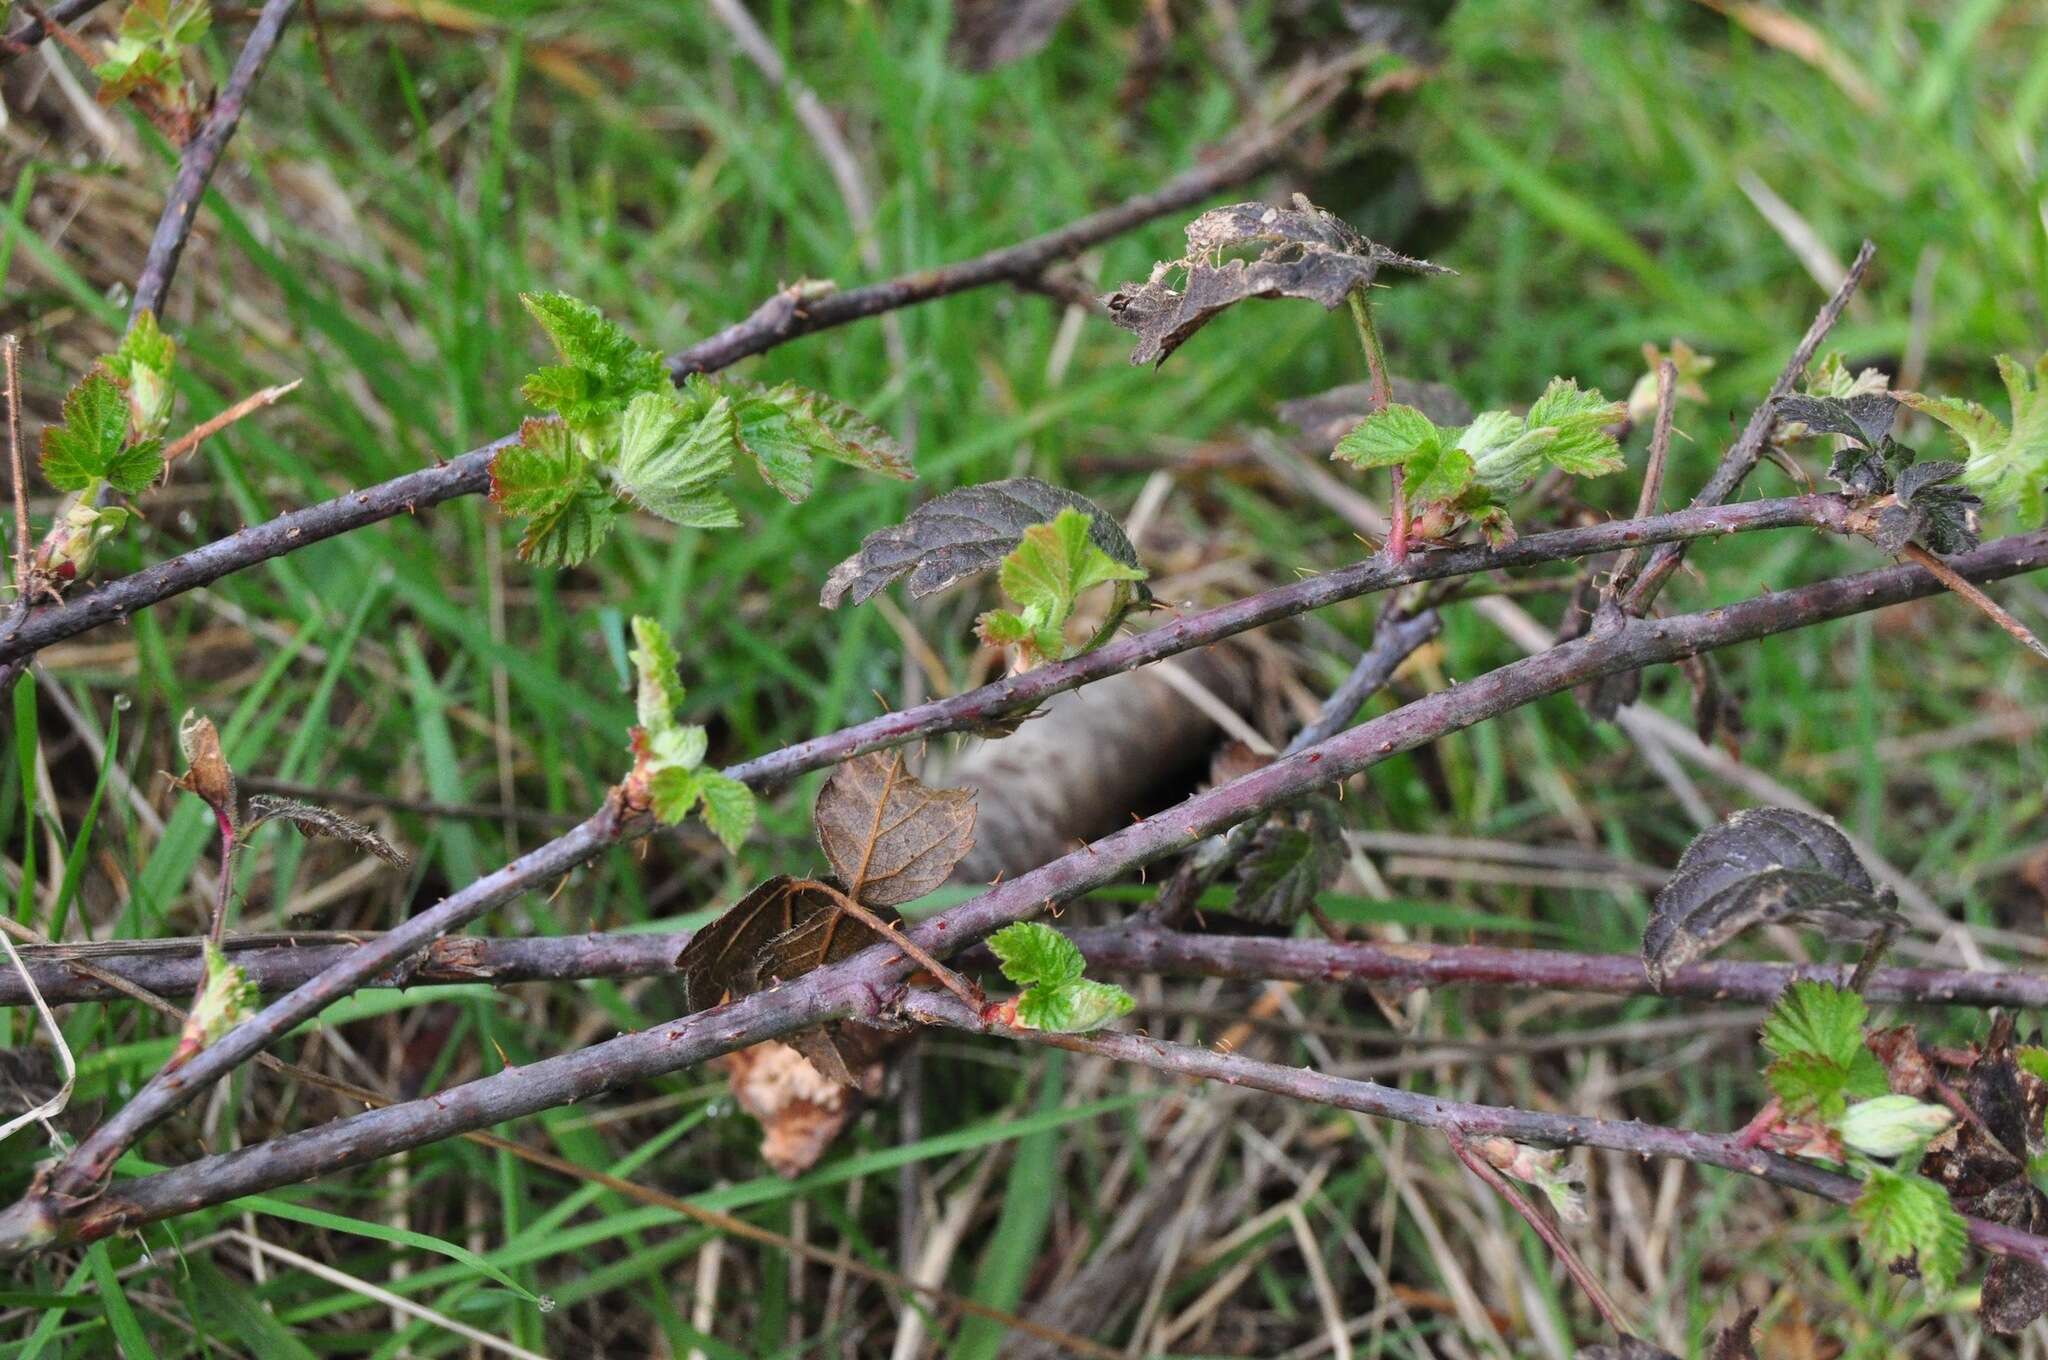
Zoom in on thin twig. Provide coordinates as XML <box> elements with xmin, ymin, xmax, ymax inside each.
<box><xmin>792</xmin><ymin>876</ymin><xmax>983</xmax><ymax>1014</ymax></box>
<box><xmin>902</xmin><ymin>991</ymin><xmax>2048</xmax><ymax>1268</ymax></box>
<box><xmin>159</xmin><ymin>380</ymin><xmax>301</xmax><ymax>467</ymax></box>
<box><xmin>128</xmin><ymin>0</ymin><xmax>302</xmax><ymax>324</ymax></box>
<box><xmin>1447</xmin><ymin>1131</ymin><xmax>1631</xmax><ymax>1337</ymax></box>
<box><xmin>4</xmin><ymin>337</ymin><xmax>27</xmax><ymax>601</ymax></box>
<box><xmin>0</xmin><ymin>0</ymin><xmax>101</xmax><ymax>61</ymax></box>
<box><xmin>1346</xmin><ymin>289</ymin><xmax>1403</xmax><ymax>561</ymax></box>
<box><xmin>1896</xmin><ymin>541</ymin><xmax>2048</xmax><ymax>664</ymax></box>
<box><xmin>9</xmin><ymin>530</ymin><xmax>2045</xmax><ymax>1249</ymax></box>
<box><xmin>1605</xmin><ymin>358</ymin><xmax>1677</xmax><ymax>601</ymax></box>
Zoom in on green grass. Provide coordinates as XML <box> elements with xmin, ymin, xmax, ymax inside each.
<box><xmin>3</xmin><ymin>0</ymin><xmax>2046</xmax><ymax>1354</ymax></box>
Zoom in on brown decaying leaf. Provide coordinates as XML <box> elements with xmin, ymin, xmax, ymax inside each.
<box><xmin>1640</xmin><ymin>807</ymin><xmax>1903</xmax><ymax>990</ymax></box>
<box><xmin>819</xmin><ymin>477</ymin><xmax>1138</xmax><ymax>609</ymax></box>
<box><xmin>243</xmin><ymin>795</ymin><xmax>409</xmax><ymax>868</ymax></box>
<box><xmin>674</xmin><ymin>875</ymin><xmax>905</xmax><ymax>1087</ymax></box>
<box><xmin>812</xmin><ymin>752</ymin><xmax>977</xmax><ymax>907</ymax></box>
<box><xmin>171</xmin><ymin>710</ymin><xmax>238</xmax><ymax>832</ymax></box>
<box><xmin>1103</xmin><ymin>194</ymin><xmax>1450</xmax><ymax>366</ymax></box>
<box><xmin>1707</xmin><ymin>1308</ymin><xmax>1761</xmax><ymax>1360</ymax></box>
<box><xmin>1919</xmin><ymin>1015</ymin><xmax>2048</xmax><ymax>1333</ymax></box>
<box><xmin>713</xmin><ymin>1038</ymin><xmax>886</xmax><ymax>1178</ymax></box>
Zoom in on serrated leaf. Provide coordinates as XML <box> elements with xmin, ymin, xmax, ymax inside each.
<box><xmin>1852</xmin><ymin>1165</ymin><xmax>1969</xmax><ymax>1295</ymax></box>
<box><xmin>695</xmin><ymin>771</ymin><xmax>755</xmax><ymax>853</ymax></box>
<box><xmin>40</xmin><ymin>368</ymin><xmax>161</xmax><ymax>494</ymax></box>
<box><xmin>629</xmin><ymin>614</ymin><xmax>687</xmax><ymax>733</ymax></box>
<box><xmin>491</xmin><ymin>417</ymin><xmax>601</xmax><ymax>517</ymax></box>
<box><xmin>517</xmin><ymin>481</ymin><xmax>618</xmax><ymax>566</ymax></box>
<box><xmin>812</xmin><ymin>751</ymin><xmax>976</xmax><ymax>907</ymax></box>
<box><xmin>1229</xmin><ymin>799</ymin><xmax>1343</xmax><ymax>925</ymax></box>
<box><xmin>1761</xmin><ymin>981</ymin><xmax>1888</xmax><ymax>1120</ymax></box>
<box><xmin>119</xmin><ymin>0</ymin><xmax>209</xmax><ymax>48</ymax></box>
<box><xmin>648</xmin><ymin>765</ymin><xmax>706</xmax><ymax>826</ymax></box>
<box><xmin>1332</xmin><ymin>403</ymin><xmax>1439</xmax><ymax>469</ymax></box>
<box><xmin>243</xmin><ymin>795</ymin><xmax>409</xmax><ymax>867</ymax></box>
<box><xmin>821</xmin><ymin>477</ymin><xmax>1140</xmax><ymax>609</ymax></box>
<box><xmin>725</xmin><ymin>380</ymin><xmax>914</xmax><ymax>487</ymax></box>
<box><xmin>106</xmin><ymin>309</ymin><xmax>176</xmax><ymax>434</ymax></box>
<box><xmin>518</xmin><ymin>292</ymin><xmax>665</xmax><ymax>429</ymax></box>
<box><xmin>1904</xmin><ymin>354</ymin><xmax>2048</xmax><ymax>521</ymax></box>
<box><xmin>1627</xmin><ymin>339</ymin><xmax>1715</xmax><ymax>426</ymax></box>
<box><xmin>1104</xmin><ymin>194</ymin><xmax>1449</xmax><ymax>366</ymax></box>
<box><xmin>1775</xmin><ymin>392</ymin><xmax>1899</xmax><ymax>450</ymax></box>
<box><xmin>1402</xmin><ymin>439</ymin><xmax>1474</xmax><ymax>505</ymax></box>
<box><xmin>1641</xmin><ymin>808</ymin><xmax>1904</xmax><ymax>990</ymax></box>
<box><xmin>1014</xmin><ymin>979</ymin><xmax>1134</xmax><ymax>1033</ymax></box>
<box><xmin>727</xmin><ymin>393</ymin><xmax>817</xmax><ymax>501</ymax></box>
<box><xmin>998</xmin><ymin>508</ymin><xmax>1147</xmax><ymax>620</ymax></box>
<box><xmin>987</xmin><ymin>921</ymin><xmax>1085</xmax><ymax>989</ymax></box>
<box><xmin>1521</xmin><ymin>377</ymin><xmax>1627</xmax><ymax>476</ymax></box>
<box><xmin>1806</xmin><ymin>352</ymin><xmax>1890</xmax><ymax>399</ymax></box>
<box><xmin>611</xmin><ymin>391</ymin><xmax>741</xmax><ymax>529</ymax></box>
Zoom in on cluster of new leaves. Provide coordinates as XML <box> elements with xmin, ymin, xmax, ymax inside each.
<box><xmin>1102</xmin><ymin>194</ymin><xmax>1448</xmax><ymax>367</ymax></box>
<box><xmin>985</xmin><ymin>921</ymin><xmax>1134</xmax><ymax>1033</ymax></box>
<box><xmin>92</xmin><ymin>0</ymin><xmax>211</xmax><ymax>135</ymax></box>
<box><xmin>32</xmin><ymin>314</ymin><xmax>177</xmax><ymax>586</ymax></box>
<box><xmin>624</xmin><ymin>616</ymin><xmax>753</xmax><ymax>852</ymax></box>
<box><xmin>1624</xmin><ymin>338</ymin><xmax>1715</xmax><ymax>428</ymax></box>
<box><xmin>676</xmin><ymin>751</ymin><xmax>976</xmax><ymax>1083</ymax></box>
<box><xmin>1333</xmin><ymin>379</ymin><xmax>1627</xmax><ymax>543</ymax></box>
<box><xmin>1899</xmin><ymin>352</ymin><xmax>2048</xmax><ymax>525</ymax></box>
<box><xmin>1640</xmin><ymin>808</ymin><xmax>1904</xmax><ymax>990</ymax></box>
<box><xmin>493</xmin><ymin>293</ymin><xmax>910</xmax><ymax>566</ymax></box>
<box><xmin>166</xmin><ymin>712</ymin><xmax>407</xmax><ymax>1065</ymax></box>
<box><xmin>973</xmin><ymin>507</ymin><xmax>1148</xmax><ymax>665</ymax></box>
<box><xmin>821</xmin><ymin>477</ymin><xmax>1149</xmax><ymax>668</ymax></box>
<box><xmin>1776</xmin><ymin>365</ymin><xmax>1981</xmax><ymax>555</ymax></box>
<box><xmin>1757</xmin><ymin>982</ymin><xmax>1967</xmax><ymax>1294</ymax></box>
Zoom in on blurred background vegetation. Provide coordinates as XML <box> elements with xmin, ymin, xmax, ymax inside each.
<box><xmin>2</xmin><ymin>0</ymin><xmax>2045</xmax><ymax>1354</ymax></box>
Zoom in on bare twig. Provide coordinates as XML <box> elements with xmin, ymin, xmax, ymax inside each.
<box><xmin>7</xmin><ymin>918</ymin><xmax>2048</xmax><ymax>1011</ymax></box>
<box><xmin>0</xmin><ymin>0</ymin><xmax>102</xmax><ymax>60</ymax></box>
<box><xmin>1605</xmin><ymin>358</ymin><xmax>1677</xmax><ymax>601</ymax></box>
<box><xmin>128</xmin><ymin>0</ymin><xmax>302</xmax><ymax>324</ymax></box>
<box><xmin>7</xmin><ymin>529</ymin><xmax>2044</xmax><ymax>1249</ymax></box>
<box><xmin>160</xmin><ymin>380</ymin><xmax>302</xmax><ymax>467</ymax></box>
<box><xmin>791</xmin><ymin>876</ymin><xmax>982</xmax><ymax>1013</ymax></box>
<box><xmin>1896</xmin><ymin>541</ymin><xmax>2048</xmax><ymax>664</ymax></box>
<box><xmin>1446</xmin><ymin>1131</ymin><xmax>1631</xmax><ymax>1337</ymax></box>
<box><xmin>4</xmin><ymin>337</ymin><xmax>27</xmax><ymax>602</ymax></box>
<box><xmin>902</xmin><ymin>990</ymin><xmax>2048</xmax><ymax>1269</ymax></box>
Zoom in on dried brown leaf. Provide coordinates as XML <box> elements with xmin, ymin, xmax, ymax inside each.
<box><xmin>244</xmin><ymin>795</ymin><xmax>409</xmax><ymax>867</ymax></box>
<box><xmin>813</xmin><ymin>752</ymin><xmax>977</xmax><ymax>907</ymax></box>
<box><xmin>1104</xmin><ymin>194</ymin><xmax>1449</xmax><ymax>366</ymax></box>
<box><xmin>820</xmin><ymin>477</ymin><xmax>1138</xmax><ymax>609</ymax></box>
<box><xmin>170</xmin><ymin>710</ymin><xmax>237</xmax><ymax>831</ymax></box>
<box><xmin>713</xmin><ymin>1038</ymin><xmax>884</xmax><ymax>1177</ymax></box>
<box><xmin>1641</xmin><ymin>808</ymin><xmax>1904</xmax><ymax>990</ymax></box>
<box><xmin>1708</xmin><ymin>1308</ymin><xmax>1761</xmax><ymax>1360</ymax></box>
<box><xmin>676</xmin><ymin>876</ymin><xmax>842</xmax><ymax>1013</ymax></box>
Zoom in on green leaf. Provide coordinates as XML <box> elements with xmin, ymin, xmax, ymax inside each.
<box><xmin>39</xmin><ymin>368</ymin><xmax>162</xmax><ymax>494</ymax></box>
<box><xmin>1402</xmin><ymin>438</ymin><xmax>1474</xmax><ymax>504</ymax></box>
<box><xmin>976</xmin><ymin>508</ymin><xmax>1148</xmax><ymax>664</ymax></box>
<box><xmin>119</xmin><ymin>0</ymin><xmax>210</xmax><ymax>49</ymax></box>
<box><xmin>1761</xmin><ymin>981</ymin><xmax>1888</xmax><ymax>1119</ymax></box>
<box><xmin>611</xmin><ymin>390</ymin><xmax>741</xmax><ymax>529</ymax></box>
<box><xmin>1905</xmin><ymin>354</ymin><xmax>2048</xmax><ymax>521</ymax></box>
<box><xmin>1333</xmin><ymin>403</ymin><xmax>1439</xmax><ymax>469</ymax></box>
<box><xmin>987</xmin><ymin>921</ymin><xmax>1086</xmax><ymax>989</ymax></box>
<box><xmin>649</xmin><ymin>765</ymin><xmax>706</xmax><ymax>826</ymax></box>
<box><xmin>728</xmin><ymin>391</ymin><xmax>817</xmax><ymax>501</ymax></box>
<box><xmin>694</xmin><ymin>771</ymin><xmax>756</xmax><ymax>853</ymax></box>
<box><xmin>106</xmin><ymin>309</ymin><xmax>176</xmax><ymax>435</ymax></box>
<box><xmin>1851</xmin><ymin>1165</ymin><xmax>1969</xmax><ymax>1295</ymax></box>
<box><xmin>518</xmin><ymin>291</ymin><xmax>665</xmax><ymax>429</ymax></box>
<box><xmin>1015</xmin><ymin>979</ymin><xmax>1135</xmax><ymax>1033</ymax></box>
<box><xmin>629</xmin><ymin>614</ymin><xmax>686</xmax><ymax>732</ymax></box>
<box><xmin>491</xmin><ymin>418</ymin><xmax>618</xmax><ymax>565</ymax></box>
<box><xmin>1522</xmin><ymin>377</ymin><xmax>1626</xmax><ymax>477</ymax></box>
<box><xmin>179</xmin><ymin>943</ymin><xmax>258</xmax><ymax>1053</ymax></box>
<box><xmin>2017</xmin><ymin>1046</ymin><xmax>2048</xmax><ymax>1084</ymax></box>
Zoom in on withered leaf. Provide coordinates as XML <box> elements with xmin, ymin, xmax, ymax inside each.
<box><xmin>1104</xmin><ymin>195</ymin><xmax>1450</xmax><ymax>366</ymax></box>
<box><xmin>677</xmin><ymin>876</ymin><xmax>844</xmax><ymax>1013</ymax></box>
<box><xmin>1641</xmin><ymin>808</ymin><xmax>1904</xmax><ymax>991</ymax></box>
<box><xmin>1275</xmin><ymin>378</ymin><xmax>1475</xmax><ymax>447</ymax></box>
<box><xmin>813</xmin><ymin>752</ymin><xmax>977</xmax><ymax>906</ymax></box>
<box><xmin>171</xmin><ymin>710</ymin><xmax>238</xmax><ymax>831</ymax></box>
<box><xmin>244</xmin><ymin>795</ymin><xmax>410</xmax><ymax>868</ymax></box>
<box><xmin>1228</xmin><ymin>798</ymin><xmax>1343</xmax><ymax>925</ymax></box>
<box><xmin>820</xmin><ymin>477</ymin><xmax>1138</xmax><ymax>609</ymax></box>
<box><xmin>714</xmin><ymin>1038</ymin><xmax>885</xmax><ymax>1177</ymax></box>
<box><xmin>1775</xmin><ymin>392</ymin><xmax>1899</xmax><ymax>450</ymax></box>
<box><xmin>1983</xmin><ymin>1255</ymin><xmax>2048</xmax><ymax>1335</ymax></box>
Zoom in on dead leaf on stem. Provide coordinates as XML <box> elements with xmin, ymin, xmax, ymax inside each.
<box><xmin>813</xmin><ymin>752</ymin><xmax>978</xmax><ymax>906</ymax></box>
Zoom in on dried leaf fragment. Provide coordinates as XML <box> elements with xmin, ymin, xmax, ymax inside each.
<box><xmin>813</xmin><ymin>752</ymin><xmax>978</xmax><ymax>906</ymax></box>
<box><xmin>244</xmin><ymin>795</ymin><xmax>410</xmax><ymax>867</ymax></box>
<box><xmin>170</xmin><ymin>709</ymin><xmax>237</xmax><ymax>832</ymax></box>
<box><xmin>1104</xmin><ymin>194</ymin><xmax>1449</xmax><ymax>366</ymax></box>
<box><xmin>1641</xmin><ymin>808</ymin><xmax>1903</xmax><ymax>990</ymax></box>
<box><xmin>820</xmin><ymin>477</ymin><xmax>1138</xmax><ymax>609</ymax></box>
<box><xmin>714</xmin><ymin>1038</ymin><xmax>885</xmax><ymax>1177</ymax></box>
